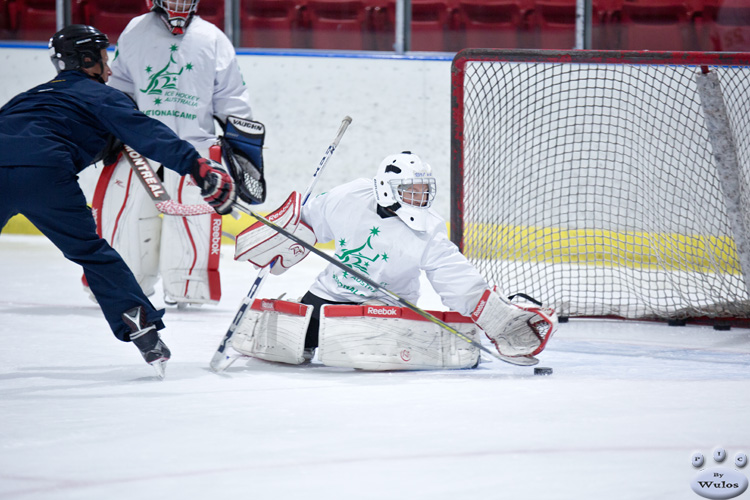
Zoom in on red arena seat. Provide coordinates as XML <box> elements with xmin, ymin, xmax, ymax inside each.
<box><xmin>195</xmin><ymin>0</ymin><xmax>225</xmax><ymax>29</ymax></box>
<box><xmin>377</xmin><ymin>0</ymin><xmax>458</xmax><ymax>51</ymax></box>
<box><xmin>8</xmin><ymin>0</ymin><xmax>80</xmax><ymax>41</ymax></box>
<box><xmin>79</xmin><ymin>0</ymin><xmax>148</xmax><ymax>44</ymax></box>
<box><xmin>456</xmin><ymin>0</ymin><xmax>532</xmax><ymax>50</ymax></box>
<box><xmin>305</xmin><ymin>0</ymin><xmax>369</xmax><ymax>50</ymax></box>
<box><xmin>240</xmin><ymin>0</ymin><xmax>306</xmax><ymax>48</ymax></box>
<box><xmin>0</xmin><ymin>0</ymin><xmax>11</xmax><ymax>38</ymax></box>
<box><xmin>698</xmin><ymin>0</ymin><xmax>750</xmax><ymax>52</ymax></box>
<box><xmin>615</xmin><ymin>0</ymin><xmax>698</xmax><ymax>51</ymax></box>
<box><xmin>530</xmin><ymin>0</ymin><xmax>610</xmax><ymax>49</ymax></box>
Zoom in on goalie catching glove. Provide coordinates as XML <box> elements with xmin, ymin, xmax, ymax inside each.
<box><xmin>234</xmin><ymin>191</ymin><xmax>316</xmax><ymax>275</ymax></box>
<box><xmin>471</xmin><ymin>290</ymin><xmax>557</xmax><ymax>357</ymax></box>
<box><xmin>190</xmin><ymin>157</ymin><xmax>236</xmax><ymax>215</ymax></box>
<box><xmin>219</xmin><ymin>116</ymin><xmax>266</xmax><ymax>205</ymax></box>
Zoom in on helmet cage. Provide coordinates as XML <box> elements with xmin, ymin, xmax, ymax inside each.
<box><xmin>390</xmin><ymin>177</ymin><xmax>436</xmax><ymax>209</ymax></box>
<box><xmin>152</xmin><ymin>0</ymin><xmax>199</xmax><ymax>34</ymax></box>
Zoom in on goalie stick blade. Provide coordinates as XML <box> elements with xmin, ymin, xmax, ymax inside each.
<box><xmin>210</xmin><ymin>350</ymin><xmax>241</xmax><ymax>373</ymax></box>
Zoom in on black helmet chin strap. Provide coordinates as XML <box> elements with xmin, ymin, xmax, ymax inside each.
<box><xmin>81</xmin><ymin>54</ymin><xmax>106</xmax><ymax>83</ymax></box>
<box><xmin>91</xmin><ymin>67</ymin><xmax>106</xmax><ymax>84</ymax></box>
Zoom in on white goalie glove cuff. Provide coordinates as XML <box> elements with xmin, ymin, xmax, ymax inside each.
<box><xmin>234</xmin><ymin>191</ymin><xmax>316</xmax><ymax>275</ymax></box>
<box><xmin>471</xmin><ymin>289</ymin><xmax>557</xmax><ymax>357</ymax></box>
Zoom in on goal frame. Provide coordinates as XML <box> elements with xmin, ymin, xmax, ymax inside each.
<box><xmin>450</xmin><ymin>49</ymin><xmax>750</xmax><ymax>328</ymax></box>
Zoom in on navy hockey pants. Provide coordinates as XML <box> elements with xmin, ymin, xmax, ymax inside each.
<box><xmin>0</xmin><ymin>166</ymin><xmax>165</xmax><ymax>341</ymax></box>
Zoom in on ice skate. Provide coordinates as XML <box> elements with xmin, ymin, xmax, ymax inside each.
<box><xmin>302</xmin><ymin>348</ymin><xmax>316</xmax><ymax>364</ymax></box>
<box><xmin>122</xmin><ymin>306</ymin><xmax>171</xmax><ymax>379</ymax></box>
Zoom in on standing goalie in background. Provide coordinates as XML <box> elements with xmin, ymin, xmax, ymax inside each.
<box><xmin>89</xmin><ymin>0</ymin><xmax>264</xmax><ymax>308</ymax></box>
<box><xmin>0</xmin><ymin>25</ymin><xmax>236</xmax><ymax>377</ymax></box>
<box><xmin>230</xmin><ymin>152</ymin><xmax>557</xmax><ymax>370</ymax></box>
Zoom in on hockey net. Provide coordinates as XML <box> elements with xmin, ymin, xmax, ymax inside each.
<box><xmin>450</xmin><ymin>49</ymin><xmax>750</xmax><ymax>324</ymax></box>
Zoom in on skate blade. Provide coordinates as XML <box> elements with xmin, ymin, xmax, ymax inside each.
<box><xmin>150</xmin><ymin>359</ymin><xmax>168</xmax><ymax>379</ymax></box>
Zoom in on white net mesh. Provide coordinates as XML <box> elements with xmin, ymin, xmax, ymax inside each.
<box><xmin>452</xmin><ymin>50</ymin><xmax>750</xmax><ymax>320</ymax></box>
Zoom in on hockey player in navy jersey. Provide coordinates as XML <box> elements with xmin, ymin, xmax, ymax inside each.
<box><xmin>0</xmin><ymin>24</ymin><xmax>235</xmax><ymax>378</ymax></box>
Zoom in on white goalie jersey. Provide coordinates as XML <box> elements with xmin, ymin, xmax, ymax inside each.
<box><xmin>301</xmin><ymin>178</ymin><xmax>489</xmax><ymax>317</ymax></box>
<box><xmin>109</xmin><ymin>12</ymin><xmax>252</xmax><ymax>151</ymax></box>
<box><xmin>88</xmin><ymin>12</ymin><xmax>253</xmax><ymax>306</ymax></box>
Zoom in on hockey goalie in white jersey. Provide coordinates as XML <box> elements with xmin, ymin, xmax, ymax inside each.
<box><xmin>87</xmin><ymin>0</ymin><xmax>263</xmax><ymax>307</ymax></box>
<box><xmin>230</xmin><ymin>152</ymin><xmax>557</xmax><ymax>370</ymax></box>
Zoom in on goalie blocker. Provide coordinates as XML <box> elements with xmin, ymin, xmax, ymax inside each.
<box><xmin>231</xmin><ymin>299</ymin><xmax>481</xmax><ymax>370</ymax></box>
<box><xmin>234</xmin><ymin>191</ymin><xmax>316</xmax><ymax>274</ymax></box>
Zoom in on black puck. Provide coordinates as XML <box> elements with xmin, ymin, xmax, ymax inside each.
<box><xmin>534</xmin><ymin>367</ymin><xmax>553</xmax><ymax>376</ymax></box>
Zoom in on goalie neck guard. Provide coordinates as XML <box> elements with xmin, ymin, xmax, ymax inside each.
<box><xmin>149</xmin><ymin>0</ymin><xmax>199</xmax><ymax>34</ymax></box>
<box><xmin>372</xmin><ymin>151</ymin><xmax>437</xmax><ymax>232</ymax></box>
<box><xmin>48</xmin><ymin>25</ymin><xmax>109</xmax><ymax>75</ymax></box>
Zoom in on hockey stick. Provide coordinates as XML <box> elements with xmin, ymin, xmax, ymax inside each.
<box><xmin>209</xmin><ymin>116</ymin><xmax>353</xmax><ymax>373</ymax></box>
<box><xmin>122</xmin><ymin>145</ymin><xmax>216</xmax><ymax>216</ymax></box>
<box><xmin>229</xmin><ymin>208</ymin><xmax>540</xmax><ymax>367</ymax></box>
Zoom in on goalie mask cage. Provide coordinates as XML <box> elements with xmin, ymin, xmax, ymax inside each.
<box><xmin>450</xmin><ymin>49</ymin><xmax>750</xmax><ymax>326</ymax></box>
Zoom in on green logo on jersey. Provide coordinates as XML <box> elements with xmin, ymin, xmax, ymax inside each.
<box><xmin>332</xmin><ymin>227</ymin><xmax>390</xmax><ymax>296</ymax></box>
<box><xmin>139</xmin><ymin>44</ymin><xmax>199</xmax><ymax>119</ymax></box>
<box><xmin>336</xmin><ymin>226</ymin><xmax>384</xmax><ymax>274</ymax></box>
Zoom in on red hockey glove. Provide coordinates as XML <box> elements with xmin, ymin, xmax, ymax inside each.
<box><xmin>191</xmin><ymin>158</ymin><xmax>236</xmax><ymax>215</ymax></box>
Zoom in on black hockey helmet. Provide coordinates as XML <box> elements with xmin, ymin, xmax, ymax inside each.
<box><xmin>48</xmin><ymin>24</ymin><xmax>109</xmax><ymax>73</ymax></box>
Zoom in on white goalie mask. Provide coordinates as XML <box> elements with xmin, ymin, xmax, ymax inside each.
<box><xmin>372</xmin><ymin>152</ymin><xmax>437</xmax><ymax>231</ymax></box>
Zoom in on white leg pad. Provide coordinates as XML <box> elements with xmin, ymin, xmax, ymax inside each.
<box><xmin>232</xmin><ymin>299</ymin><xmax>312</xmax><ymax>364</ymax></box>
<box><xmin>318</xmin><ymin>305</ymin><xmax>480</xmax><ymax>371</ymax></box>
<box><xmin>92</xmin><ymin>156</ymin><xmax>162</xmax><ymax>296</ymax></box>
<box><xmin>159</xmin><ymin>168</ymin><xmax>223</xmax><ymax>305</ymax></box>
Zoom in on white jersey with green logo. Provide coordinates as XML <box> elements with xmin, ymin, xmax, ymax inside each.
<box><xmin>302</xmin><ymin>178</ymin><xmax>489</xmax><ymax>316</ymax></box>
<box><xmin>108</xmin><ymin>12</ymin><xmax>252</xmax><ymax>152</ymax></box>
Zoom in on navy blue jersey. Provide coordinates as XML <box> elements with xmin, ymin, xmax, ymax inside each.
<box><xmin>0</xmin><ymin>70</ymin><xmax>199</xmax><ymax>174</ymax></box>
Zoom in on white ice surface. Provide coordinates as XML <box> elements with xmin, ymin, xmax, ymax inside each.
<box><xmin>1</xmin><ymin>234</ymin><xmax>749</xmax><ymax>500</ymax></box>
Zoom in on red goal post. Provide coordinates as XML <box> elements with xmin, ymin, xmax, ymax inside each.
<box><xmin>450</xmin><ymin>49</ymin><xmax>750</xmax><ymax>327</ymax></box>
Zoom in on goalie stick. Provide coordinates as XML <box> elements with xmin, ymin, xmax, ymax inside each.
<box><xmin>209</xmin><ymin>116</ymin><xmax>353</xmax><ymax>373</ymax></box>
<box><xmin>229</xmin><ymin>208</ymin><xmax>542</xmax><ymax>368</ymax></box>
<box><xmin>122</xmin><ymin>145</ymin><xmax>216</xmax><ymax>216</ymax></box>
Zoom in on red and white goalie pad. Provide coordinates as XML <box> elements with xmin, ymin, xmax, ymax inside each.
<box><xmin>318</xmin><ymin>305</ymin><xmax>481</xmax><ymax>370</ymax></box>
<box><xmin>234</xmin><ymin>191</ymin><xmax>316</xmax><ymax>275</ymax></box>
<box><xmin>159</xmin><ymin>168</ymin><xmax>223</xmax><ymax>305</ymax></box>
<box><xmin>89</xmin><ymin>151</ymin><xmax>223</xmax><ymax>306</ymax></box>
<box><xmin>471</xmin><ymin>290</ymin><xmax>557</xmax><ymax>357</ymax></box>
<box><xmin>90</xmin><ymin>155</ymin><xmax>162</xmax><ymax>297</ymax></box>
<box><xmin>231</xmin><ymin>298</ymin><xmax>312</xmax><ymax>364</ymax></box>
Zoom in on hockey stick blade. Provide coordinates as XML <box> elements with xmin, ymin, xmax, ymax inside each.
<box><xmin>123</xmin><ymin>145</ymin><xmax>215</xmax><ymax>216</ymax></box>
<box><xmin>155</xmin><ymin>200</ymin><xmax>215</xmax><ymax>216</ymax></box>
<box><xmin>209</xmin><ymin>265</ymin><xmax>270</xmax><ymax>372</ymax></box>
<box><xmin>209</xmin><ymin>116</ymin><xmax>353</xmax><ymax>373</ymax></box>
<box><xmin>233</xmin><ymin>206</ymin><xmax>538</xmax><ymax>368</ymax></box>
